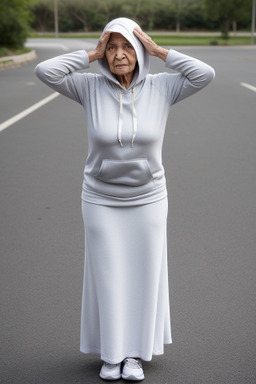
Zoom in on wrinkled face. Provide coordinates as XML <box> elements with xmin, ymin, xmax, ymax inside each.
<box><xmin>105</xmin><ymin>33</ymin><xmax>137</xmax><ymax>77</ymax></box>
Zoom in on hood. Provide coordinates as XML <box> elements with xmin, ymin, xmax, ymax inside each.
<box><xmin>98</xmin><ymin>17</ymin><xmax>150</xmax><ymax>88</ymax></box>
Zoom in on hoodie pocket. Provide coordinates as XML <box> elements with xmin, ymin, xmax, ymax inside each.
<box><xmin>95</xmin><ymin>159</ymin><xmax>153</xmax><ymax>186</ymax></box>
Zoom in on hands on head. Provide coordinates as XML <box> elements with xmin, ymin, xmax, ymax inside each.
<box><xmin>133</xmin><ymin>27</ymin><xmax>169</xmax><ymax>61</ymax></box>
<box><xmin>133</xmin><ymin>27</ymin><xmax>159</xmax><ymax>56</ymax></box>
<box><xmin>88</xmin><ymin>27</ymin><xmax>168</xmax><ymax>63</ymax></box>
<box><xmin>88</xmin><ymin>31</ymin><xmax>111</xmax><ymax>63</ymax></box>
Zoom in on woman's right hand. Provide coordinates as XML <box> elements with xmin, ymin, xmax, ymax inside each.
<box><xmin>88</xmin><ymin>31</ymin><xmax>111</xmax><ymax>63</ymax></box>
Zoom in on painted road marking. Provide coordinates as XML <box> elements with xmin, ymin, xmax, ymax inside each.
<box><xmin>240</xmin><ymin>82</ymin><xmax>256</xmax><ymax>93</ymax></box>
<box><xmin>25</xmin><ymin>42</ymin><xmax>69</xmax><ymax>51</ymax></box>
<box><xmin>0</xmin><ymin>92</ymin><xmax>60</xmax><ymax>132</ymax></box>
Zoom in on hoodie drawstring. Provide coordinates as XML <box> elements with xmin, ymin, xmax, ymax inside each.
<box><xmin>131</xmin><ymin>86</ymin><xmax>137</xmax><ymax>147</ymax></box>
<box><xmin>116</xmin><ymin>85</ymin><xmax>137</xmax><ymax>147</ymax></box>
<box><xmin>117</xmin><ymin>87</ymin><xmax>123</xmax><ymax>147</ymax></box>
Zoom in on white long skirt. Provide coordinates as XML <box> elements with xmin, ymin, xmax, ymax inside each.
<box><xmin>80</xmin><ymin>197</ymin><xmax>172</xmax><ymax>364</ymax></box>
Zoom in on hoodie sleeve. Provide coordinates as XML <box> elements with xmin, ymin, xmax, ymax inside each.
<box><xmin>163</xmin><ymin>49</ymin><xmax>215</xmax><ymax>105</ymax></box>
<box><xmin>34</xmin><ymin>50</ymin><xmax>90</xmax><ymax>104</ymax></box>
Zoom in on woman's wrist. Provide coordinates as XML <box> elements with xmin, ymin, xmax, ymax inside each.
<box><xmin>153</xmin><ymin>46</ymin><xmax>169</xmax><ymax>62</ymax></box>
<box><xmin>88</xmin><ymin>50</ymin><xmax>101</xmax><ymax>63</ymax></box>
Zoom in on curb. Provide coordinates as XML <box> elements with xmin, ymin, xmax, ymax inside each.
<box><xmin>0</xmin><ymin>50</ymin><xmax>38</xmax><ymax>71</ymax></box>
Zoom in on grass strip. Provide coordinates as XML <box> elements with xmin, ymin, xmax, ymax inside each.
<box><xmin>151</xmin><ymin>35</ymin><xmax>251</xmax><ymax>46</ymax></box>
<box><xmin>28</xmin><ymin>33</ymin><xmax>251</xmax><ymax>46</ymax></box>
<box><xmin>0</xmin><ymin>47</ymin><xmax>31</xmax><ymax>57</ymax></box>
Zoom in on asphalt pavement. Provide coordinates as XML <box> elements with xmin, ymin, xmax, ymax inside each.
<box><xmin>1</xmin><ymin>39</ymin><xmax>256</xmax><ymax>384</ymax></box>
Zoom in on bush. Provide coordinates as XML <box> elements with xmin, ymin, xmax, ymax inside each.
<box><xmin>0</xmin><ymin>1</ymin><xmax>32</xmax><ymax>49</ymax></box>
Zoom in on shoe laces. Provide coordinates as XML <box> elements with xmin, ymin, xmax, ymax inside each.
<box><xmin>124</xmin><ymin>358</ymin><xmax>142</xmax><ymax>369</ymax></box>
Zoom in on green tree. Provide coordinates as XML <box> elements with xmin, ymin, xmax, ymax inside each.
<box><xmin>61</xmin><ymin>0</ymin><xmax>107</xmax><ymax>32</ymax></box>
<box><xmin>153</xmin><ymin>0</ymin><xmax>205</xmax><ymax>31</ymax></box>
<box><xmin>123</xmin><ymin>0</ymin><xmax>167</xmax><ymax>30</ymax></box>
<box><xmin>182</xmin><ymin>0</ymin><xmax>206</xmax><ymax>30</ymax></box>
<box><xmin>27</xmin><ymin>0</ymin><xmax>252</xmax><ymax>33</ymax></box>
<box><xmin>204</xmin><ymin>0</ymin><xmax>252</xmax><ymax>38</ymax></box>
<box><xmin>0</xmin><ymin>0</ymin><xmax>34</xmax><ymax>48</ymax></box>
<box><xmin>100</xmin><ymin>0</ymin><xmax>124</xmax><ymax>25</ymax></box>
<box><xmin>29</xmin><ymin>0</ymin><xmax>54</xmax><ymax>32</ymax></box>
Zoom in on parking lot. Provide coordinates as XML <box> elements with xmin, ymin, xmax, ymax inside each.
<box><xmin>1</xmin><ymin>39</ymin><xmax>256</xmax><ymax>384</ymax></box>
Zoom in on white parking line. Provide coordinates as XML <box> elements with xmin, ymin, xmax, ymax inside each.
<box><xmin>0</xmin><ymin>92</ymin><xmax>60</xmax><ymax>132</ymax></box>
<box><xmin>25</xmin><ymin>42</ymin><xmax>69</xmax><ymax>51</ymax></box>
<box><xmin>240</xmin><ymin>82</ymin><xmax>256</xmax><ymax>93</ymax></box>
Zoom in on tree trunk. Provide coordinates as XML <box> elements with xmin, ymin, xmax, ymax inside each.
<box><xmin>232</xmin><ymin>20</ymin><xmax>237</xmax><ymax>35</ymax></box>
<box><xmin>221</xmin><ymin>19</ymin><xmax>230</xmax><ymax>39</ymax></box>
<box><xmin>176</xmin><ymin>20</ymin><xmax>180</xmax><ymax>32</ymax></box>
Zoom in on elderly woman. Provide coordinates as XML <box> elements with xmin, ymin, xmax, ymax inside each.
<box><xmin>35</xmin><ymin>17</ymin><xmax>214</xmax><ymax>381</ymax></box>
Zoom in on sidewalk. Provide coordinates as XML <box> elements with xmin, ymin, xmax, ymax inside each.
<box><xmin>0</xmin><ymin>50</ymin><xmax>37</xmax><ymax>70</ymax></box>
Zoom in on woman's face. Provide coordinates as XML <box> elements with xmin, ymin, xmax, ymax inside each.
<box><xmin>105</xmin><ymin>33</ymin><xmax>137</xmax><ymax>78</ymax></box>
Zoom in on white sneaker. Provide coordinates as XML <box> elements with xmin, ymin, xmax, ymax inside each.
<box><xmin>122</xmin><ymin>358</ymin><xmax>145</xmax><ymax>381</ymax></box>
<box><xmin>99</xmin><ymin>362</ymin><xmax>121</xmax><ymax>380</ymax></box>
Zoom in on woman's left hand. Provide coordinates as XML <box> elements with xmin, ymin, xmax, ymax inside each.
<box><xmin>133</xmin><ymin>27</ymin><xmax>159</xmax><ymax>56</ymax></box>
<box><xmin>133</xmin><ymin>27</ymin><xmax>168</xmax><ymax>62</ymax></box>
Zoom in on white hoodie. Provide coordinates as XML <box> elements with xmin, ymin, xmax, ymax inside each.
<box><xmin>35</xmin><ymin>17</ymin><xmax>215</xmax><ymax>206</ymax></box>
